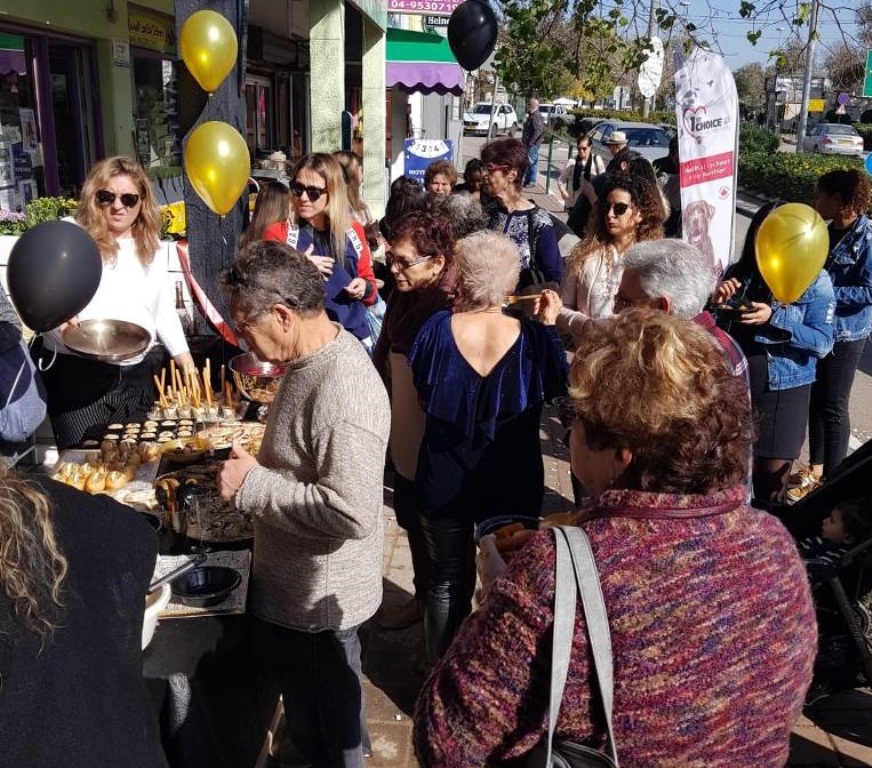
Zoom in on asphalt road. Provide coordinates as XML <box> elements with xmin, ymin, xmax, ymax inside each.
<box><xmin>460</xmin><ymin>132</ymin><xmax>872</xmax><ymax>460</ymax></box>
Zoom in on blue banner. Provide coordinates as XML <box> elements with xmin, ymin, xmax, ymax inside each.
<box><xmin>403</xmin><ymin>139</ymin><xmax>453</xmax><ymax>186</ymax></box>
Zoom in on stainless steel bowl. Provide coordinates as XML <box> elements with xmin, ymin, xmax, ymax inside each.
<box><xmin>227</xmin><ymin>352</ymin><xmax>287</xmax><ymax>404</ymax></box>
<box><xmin>62</xmin><ymin>319</ymin><xmax>150</xmax><ymax>362</ymax></box>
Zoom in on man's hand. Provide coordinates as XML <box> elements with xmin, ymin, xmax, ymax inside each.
<box><xmin>219</xmin><ymin>439</ymin><xmax>259</xmax><ymax>502</ymax></box>
<box><xmin>534</xmin><ymin>289</ymin><xmax>562</xmax><ymax>325</ymax></box>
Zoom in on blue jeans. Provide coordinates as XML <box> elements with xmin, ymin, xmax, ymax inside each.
<box><xmin>525</xmin><ymin>143</ymin><xmax>541</xmax><ymax>185</ymax></box>
<box><xmin>269</xmin><ymin>622</ymin><xmax>370</xmax><ymax>768</ymax></box>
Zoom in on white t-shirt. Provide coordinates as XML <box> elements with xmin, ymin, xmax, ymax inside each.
<box><xmin>44</xmin><ymin>237</ymin><xmax>188</xmax><ymax>365</ymax></box>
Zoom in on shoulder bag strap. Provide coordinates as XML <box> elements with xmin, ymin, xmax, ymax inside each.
<box><xmin>543</xmin><ymin>527</ymin><xmax>577</xmax><ymax>767</ymax></box>
<box><xmin>560</xmin><ymin>525</ymin><xmax>619</xmax><ymax>766</ymax></box>
<box><xmin>526</xmin><ymin>208</ymin><xmax>538</xmax><ymax>273</ymax></box>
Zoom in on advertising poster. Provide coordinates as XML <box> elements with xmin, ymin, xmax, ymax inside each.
<box><xmin>18</xmin><ymin>109</ymin><xmax>38</xmax><ymax>152</ymax></box>
<box><xmin>673</xmin><ymin>47</ymin><xmax>739</xmax><ymax>276</ymax></box>
<box><xmin>403</xmin><ymin>139</ymin><xmax>453</xmax><ymax>187</ymax></box>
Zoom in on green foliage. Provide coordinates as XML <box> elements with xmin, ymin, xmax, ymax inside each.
<box><xmin>739</xmin><ymin>123</ymin><xmax>780</xmax><ymax>156</ymax></box>
<box><xmin>853</xmin><ymin>124</ymin><xmax>872</xmax><ymax>150</ymax></box>
<box><xmin>738</xmin><ymin>152</ymin><xmax>868</xmax><ymax>213</ymax></box>
<box><xmin>25</xmin><ymin>197</ymin><xmax>78</xmax><ymax>230</ymax></box>
<box><xmin>0</xmin><ymin>211</ymin><xmax>26</xmax><ymax>236</ymax></box>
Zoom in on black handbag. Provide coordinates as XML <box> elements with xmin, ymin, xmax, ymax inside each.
<box><xmin>525</xmin><ymin>526</ymin><xmax>619</xmax><ymax>768</ymax></box>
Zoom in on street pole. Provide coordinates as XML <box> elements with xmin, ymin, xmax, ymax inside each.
<box><xmin>795</xmin><ymin>0</ymin><xmax>820</xmax><ymax>150</ymax></box>
<box><xmin>641</xmin><ymin>0</ymin><xmax>660</xmax><ymax>118</ymax></box>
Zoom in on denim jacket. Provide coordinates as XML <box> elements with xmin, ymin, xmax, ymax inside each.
<box><xmin>826</xmin><ymin>215</ymin><xmax>872</xmax><ymax>342</ymax></box>
<box><xmin>751</xmin><ymin>270</ymin><xmax>835</xmax><ymax>390</ymax></box>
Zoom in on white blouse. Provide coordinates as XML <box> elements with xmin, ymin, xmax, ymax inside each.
<box><xmin>44</xmin><ymin>238</ymin><xmax>188</xmax><ymax>365</ymax></box>
<box><xmin>556</xmin><ymin>245</ymin><xmax>622</xmax><ymax>343</ymax></box>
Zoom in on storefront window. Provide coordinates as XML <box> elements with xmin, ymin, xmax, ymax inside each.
<box><xmin>0</xmin><ymin>32</ymin><xmax>43</xmax><ymax>210</ymax></box>
<box><xmin>133</xmin><ymin>56</ymin><xmax>182</xmax><ymax>168</ymax></box>
<box><xmin>245</xmin><ymin>77</ymin><xmax>274</xmax><ymax>156</ymax></box>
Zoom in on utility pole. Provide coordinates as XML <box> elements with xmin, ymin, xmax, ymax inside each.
<box><xmin>795</xmin><ymin>0</ymin><xmax>820</xmax><ymax>150</ymax></box>
<box><xmin>641</xmin><ymin>0</ymin><xmax>660</xmax><ymax>118</ymax></box>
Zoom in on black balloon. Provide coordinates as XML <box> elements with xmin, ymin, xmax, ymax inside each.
<box><xmin>448</xmin><ymin>0</ymin><xmax>498</xmax><ymax>71</ymax></box>
<box><xmin>7</xmin><ymin>221</ymin><xmax>102</xmax><ymax>332</ymax></box>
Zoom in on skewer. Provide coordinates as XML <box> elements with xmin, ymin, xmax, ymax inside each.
<box><xmin>504</xmin><ymin>294</ymin><xmax>540</xmax><ymax>304</ymax></box>
<box><xmin>153</xmin><ymin>375</ymin><xmax>169</xmax><ymax>409</ymax></box>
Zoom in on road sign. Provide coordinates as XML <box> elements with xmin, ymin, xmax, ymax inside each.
<box><xmin>864</xmin><ymin>51</ymin><xmax>872</xmax><ymax>98</ymax></box>
<box><xmin>865</xmin><ymin>152</ymin><xmax>872</xmax><ymax>178</ymax></box>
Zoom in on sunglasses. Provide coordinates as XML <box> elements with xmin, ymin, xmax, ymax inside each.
<box><xmin>483</xmin><ymin>163</ymin><xmax>511</xmax><ymax>174</ymax></box>
<box><xmin>605</xmin><ymin>202</ymin><xmax>631</xmax><ymax>216</ymax></box>
<box><xmin>96</xmin><ymin>190</ymin><xmax>140</xmax><ymax>208</ymax></box>
<box><xmin>386</xmin><ymin>253</ymin><xmax>433</xmax><ymax>271</ymax></box>
<box><xmin>290</xmin><ymin>182</ymin><xmax>327</xmax><ymax>201</ymax></box>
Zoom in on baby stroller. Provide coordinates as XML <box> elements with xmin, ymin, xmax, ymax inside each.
<box><xmin>772</xmin><ymin>440</ymin><xmax>872</xmax><ymax>693</ymax></box>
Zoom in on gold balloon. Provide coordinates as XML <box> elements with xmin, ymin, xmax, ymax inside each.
<box><xmin>184</xmin><ymin>122</ymin><xmax>250</xmax><ymax>216</ymax></box>
<box><xmin>180</xmin><ymin>10</ymin><xmax>238</xmax><ymax>94</ymax></box>
<box><xmin>755</xmin><ymin>203</ymin><xmax>829</xmax><ymax>305</ymax></box>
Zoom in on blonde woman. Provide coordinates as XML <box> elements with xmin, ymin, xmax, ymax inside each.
<box><xmin>38</xmin><ymin>155</ymin><xmax>194</xmax><ymax>448</ymax></box>
<box><xmin>0</xmin><ymin>467</ymin><xmax>166</xmax><ymax>765</ymax></box>
<box><xmin>239</xmin><ymin>181</ymin><xmax>292</xmax><ymax>249</ymax></box>
<box><xmin>408</xmin><ymin>231</ymin><xmax>568</xmax><ymax>662</ymax></box>
<box><xmin>552</xmin><ymin>173</ymin><xmax>664</xmax><ymax>343</ymax></box>
<box><xmin>262</xmin><ymin>153</ymin><xmax>379</xmax><ymax>346</ymax></box>
<box><xmin>333</xmin><ymin>150</ymin><xmax>374</xmax><ymax>226</ymax></box>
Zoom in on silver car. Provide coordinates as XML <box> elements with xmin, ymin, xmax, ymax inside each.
<box><xmin>586</xmin><ymin>120</ymin><xmax>671</xmax><ymax>164</ymax></box>
<box><xmin>801</xmin><ymin>123</ymin><xmax>865</xmax><ymax>157</ymax></box>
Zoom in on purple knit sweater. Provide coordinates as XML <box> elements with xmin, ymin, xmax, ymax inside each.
<box><xmin>414</xmin><ymin>486</ymin><xmax>817</xmax><ymax>767</ymax></box>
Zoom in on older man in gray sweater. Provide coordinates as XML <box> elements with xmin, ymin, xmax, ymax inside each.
<box><xmin>219</xmin><ymin>241</ymin><xmax>390</xmax><ymax>768</ymax></box>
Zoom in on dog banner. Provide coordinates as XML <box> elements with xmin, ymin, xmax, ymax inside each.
<box><xmin>673</xmin><ymin>47</ymin><xmax>739</xmax><ymax>276</ymax></box>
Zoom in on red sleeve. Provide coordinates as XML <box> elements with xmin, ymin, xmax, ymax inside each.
<box><xmin>352</xmin><ymin>220</ymin><xmax>379</xmax><ymax>306</ymax></box>
<box><xmin>262</xmin><ymin>221</ymin><xmax>289</xmax><ymax>243</ymax></box>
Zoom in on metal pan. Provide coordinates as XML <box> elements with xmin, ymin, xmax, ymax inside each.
<box><xmin>62</xmin><ymin>319</ymin><xmax>150</xmax><ymax>362</ymax></box>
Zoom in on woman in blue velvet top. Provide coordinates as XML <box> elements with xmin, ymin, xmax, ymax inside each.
<box><xmin>408</xmin><ymin>231</ymin><xmax>568</xmax><ymax>663</ymax></box>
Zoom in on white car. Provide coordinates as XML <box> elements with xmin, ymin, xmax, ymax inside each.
<box><xmin>538</xmin><ymin>103</ymin><xmax>569</xmax><ymax>130</ymax></box>
<box><xmin>801</xmin><ymin>123</ymin><xmax>865</xmax><ymax>157</ymax></box>
<box><xmin>462</xmin><ymin>103</ymin><xmax>518</xmax><ymax>137</ymax></box>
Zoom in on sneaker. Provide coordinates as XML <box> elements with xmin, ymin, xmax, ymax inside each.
<box><xmin>378</xmin><ymin>598</ymin><xmax>425</xmax><ymax>630</ymax></box>
<box><xmin>786</xmin><ymin>476</ymin><xmax>824</xmax><ymax>503</ymax></box>
<box><xmin>788</xmin><ymin>466</ymin><xmax>821</xmax><ymax>488</ymax></box>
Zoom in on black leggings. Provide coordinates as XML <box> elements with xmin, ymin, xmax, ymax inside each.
<box><xmin>808</xmin><ymin>338</ymin><xmax>867</xmax><ymax>477</ymax></box>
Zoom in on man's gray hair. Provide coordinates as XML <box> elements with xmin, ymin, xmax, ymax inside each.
<box><xmin>623</xmin><ymin>239</ymin><xmax>717</xmax><ymax>319</ymax></box>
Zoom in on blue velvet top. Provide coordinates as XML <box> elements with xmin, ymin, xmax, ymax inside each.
<box><xmin>408</xmin><ymin>311</ymin><xmax>568</xmax><ymax>519</ymax></box>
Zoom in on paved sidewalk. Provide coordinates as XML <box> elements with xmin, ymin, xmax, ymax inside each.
<box><xmin>357</xmin><ymin>407</ymin><xmax>872</xmax><ymax>768</ymax></box>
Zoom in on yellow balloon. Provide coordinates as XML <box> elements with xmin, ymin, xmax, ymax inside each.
<box><xmin>180</xmin><ymin>10</ymin><xmax>238</xmax><ymax>94</ymax></box>
<box><xmin>184</xmin><ymin>121</ymin><xmax>250</xmax><ymax>216</ymax></box>
<box><xmin>755</xmin><ymin>203</ymin><xmax>829</xmax><ymax>304</ymax></box>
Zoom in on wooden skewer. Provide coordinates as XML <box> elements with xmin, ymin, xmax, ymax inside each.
<box><xmin>203</xmin><ymin>365</ymin><xmax>212</xmax><ymax>406</ymax></box>
<box><xmin>169</xmin><ymin>360</ymin><xmax>176</xmax><ymax>396</ymax></box>
<box><xmin>220</xmin><ymin>364</ymin><xmax>226</xmax><ymax>396</ymax></box>
<box><xmin>160</xmin><ymin>368</ymin><xmax>166</xmax><ymax>395</ymax></box>
<box><xmin>153</xmin><ymin>375</ymin><xmax>168</xmax><ymax>409</ymax></box>
<box><xmin>504</xmin><ymin>294</ymin><xmax>540</xmax><ymax>304</ymax></box>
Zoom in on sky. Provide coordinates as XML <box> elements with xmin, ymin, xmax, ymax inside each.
<box><xmin>660</xmin><ymin>0</ymin><xmax>863</xmax><ymax>68</ymax></box>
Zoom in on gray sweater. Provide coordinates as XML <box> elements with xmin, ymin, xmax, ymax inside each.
<box><xmin>235</xmin><ymin>328</ymin><xmax>390</xmax><ymax>631</ymax></box>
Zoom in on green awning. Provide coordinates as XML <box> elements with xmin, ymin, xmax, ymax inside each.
<box><xmin>386</xmin><ymin>28</ymin><xmax>464</xmax><ymax>96</ymax></box>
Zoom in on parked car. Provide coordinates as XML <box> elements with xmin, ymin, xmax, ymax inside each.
<box><xmin>462</xmin><ymin>103</ymin><xmax>519</xmax><ymax>137</ymax></box>
<box><xmin>538</xmin><ymin>103</ymin><xmax>569</xmax><ymax>130</ymax></box>
<box><xmin>801</xmin><ymin>123</ymin><xmax>865</xmax><ymax>157</ymax></box>
<box><xmin>586</xmin><ymin>120</ymin><xmax>672</xmax><ymax>163</ymax></box>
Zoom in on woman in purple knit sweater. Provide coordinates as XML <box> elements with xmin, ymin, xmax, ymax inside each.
<box><xmin>414</xmin><ymin>309</ymin><xmax>818</xmax><ymax>767</ymax></box>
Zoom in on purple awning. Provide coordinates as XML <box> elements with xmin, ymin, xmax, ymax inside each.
<box><xmin>0</xmin><ymin>50</ymin><xmax>25</xmax><ymax>75</ymax></box>
<box><xmin>386</xmin><ymin>61</ymin><xmax>464</xmax><ymax>96</ymax></box>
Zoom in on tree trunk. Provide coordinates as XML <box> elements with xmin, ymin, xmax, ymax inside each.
<box><xmin>174</xmin><ymin>0</ymin><xmax>248</xmax><ymax>335</ymax></box>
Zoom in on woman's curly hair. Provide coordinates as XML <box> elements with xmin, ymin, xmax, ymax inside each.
<box><xmin>390</xmin><ymin>209</ymin><xmax>456</xmax><ymax>262</ymax></box>
<box><xmin>0</xmin><ymin>469</ymin><xmax>68</xmax><ymax>640</ymax></box>
<box><xmin>570</xmin><ymin>173</ymin><xmax>665</xmax><ymax>270</ymax></box>
<box><xmin>816</xmin><ymin>169</ymin><xmax>871</xmax><ymax>218</ymax></box>
<box><xmin>569</xmin><ymin>308</ymin><xmax>752</xmax><ymax>494</ymax></box>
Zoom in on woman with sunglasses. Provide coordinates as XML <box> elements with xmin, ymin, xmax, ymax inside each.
<box><xmin>557</xmin><ymin>138</ymin><xmax>605</xmax><ymax>213</ymax></box>
<box><xmin>262</xmin><ymin>153</ymin><xmax>378</xmax><ymax>348</ymax></box>
<box><xmin>552</xmin><ymin>174</ymin><xmax>664</xmax><ymax>344</ymax></box>
<box><xmin>480</xmin><ymin>139</ymin><xmax>562</xmax><ymax>291</ymax></box>
<box><xmin>38</xmin><ymin>156</ymin><xmax>194</xmax><ymax>449</ymax></box>
<box><xmin>372</xmin><ymin>209</ymin><xmax>458</xmax><ymax>631</ymax></box>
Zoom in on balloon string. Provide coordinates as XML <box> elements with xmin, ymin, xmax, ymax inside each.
<box><xmin>36</xmin><ymin>339</ymin><xmax>57</xmax><ymax>372</ymax></box>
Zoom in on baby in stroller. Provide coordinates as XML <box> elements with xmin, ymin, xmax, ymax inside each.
<box><xmin>800</xmin><ymin>497</ymin><xmax>872</xmax><ymax>704</ymax></box>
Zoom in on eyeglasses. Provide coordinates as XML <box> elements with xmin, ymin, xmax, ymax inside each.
<box><xmin>483</xmin><ymin>163</ymin><xmax>511</xmax><ymax>174</ymax></box>
<box><xmin>386</xmin><ymin>253</ymin><xmax>433</xmax><ymax>271</ymax></box>
<box><xmin>289</xmin><ymin>182</ymin><xmax>327</xmax><ymax>201</ymax></box>
<box><xmin>605</xmin><ymin>202</ymin><xmax>631</xmax><ymax>216</ymax></box>
<box><xmin>96</xmin><ymin>190</ymin><xmax>140</xmax><ymax>208</ymax></box>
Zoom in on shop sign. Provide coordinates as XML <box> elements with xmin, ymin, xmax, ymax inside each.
<box><xmin>388</xmin><ymin>0</ymin><xmax>463</xmax><ymax>16</ymax></box>
<box><xmin>807</xmin><ymin>99</ymin><xmax>826</xmax><ymax>113</ymax></box>
<box><xmin>423</xmin><ymin>15</ymin><xmax>450</xmax><ymax>26</ymax></box>
<box><xmin>128</xmin><ymin>12</ymin><xmax>176</xmax><ymax>55</ymax></box>
<box><xmin>113</xmin><ymin>39</ymin><xmax>130</xmax><ymax>68</ymax></box>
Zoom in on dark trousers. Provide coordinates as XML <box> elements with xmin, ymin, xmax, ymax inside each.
<box><xmin>393</xmin><ymin>474</ymin><xmax>430</xmax><ymax>601</ymax></box>
<box><xmin>809</xmin><ymin>338</ymin><xmax>867</xmax><ymax>477</ymax></box>
<box><xmin>268</xmin><ymin>622</ymin><xmax>370</xmax><ymax>768</ymax></box>
<box><xmin>418</xmin><ymin>513</ymin><xmax>476</xmax><ymax>663</ymax></box>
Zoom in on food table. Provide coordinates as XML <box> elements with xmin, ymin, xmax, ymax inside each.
<box><xmin>52</xmin><ymin>413</ymin><xmax>279</xmax><ymax>768</ymax></box>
